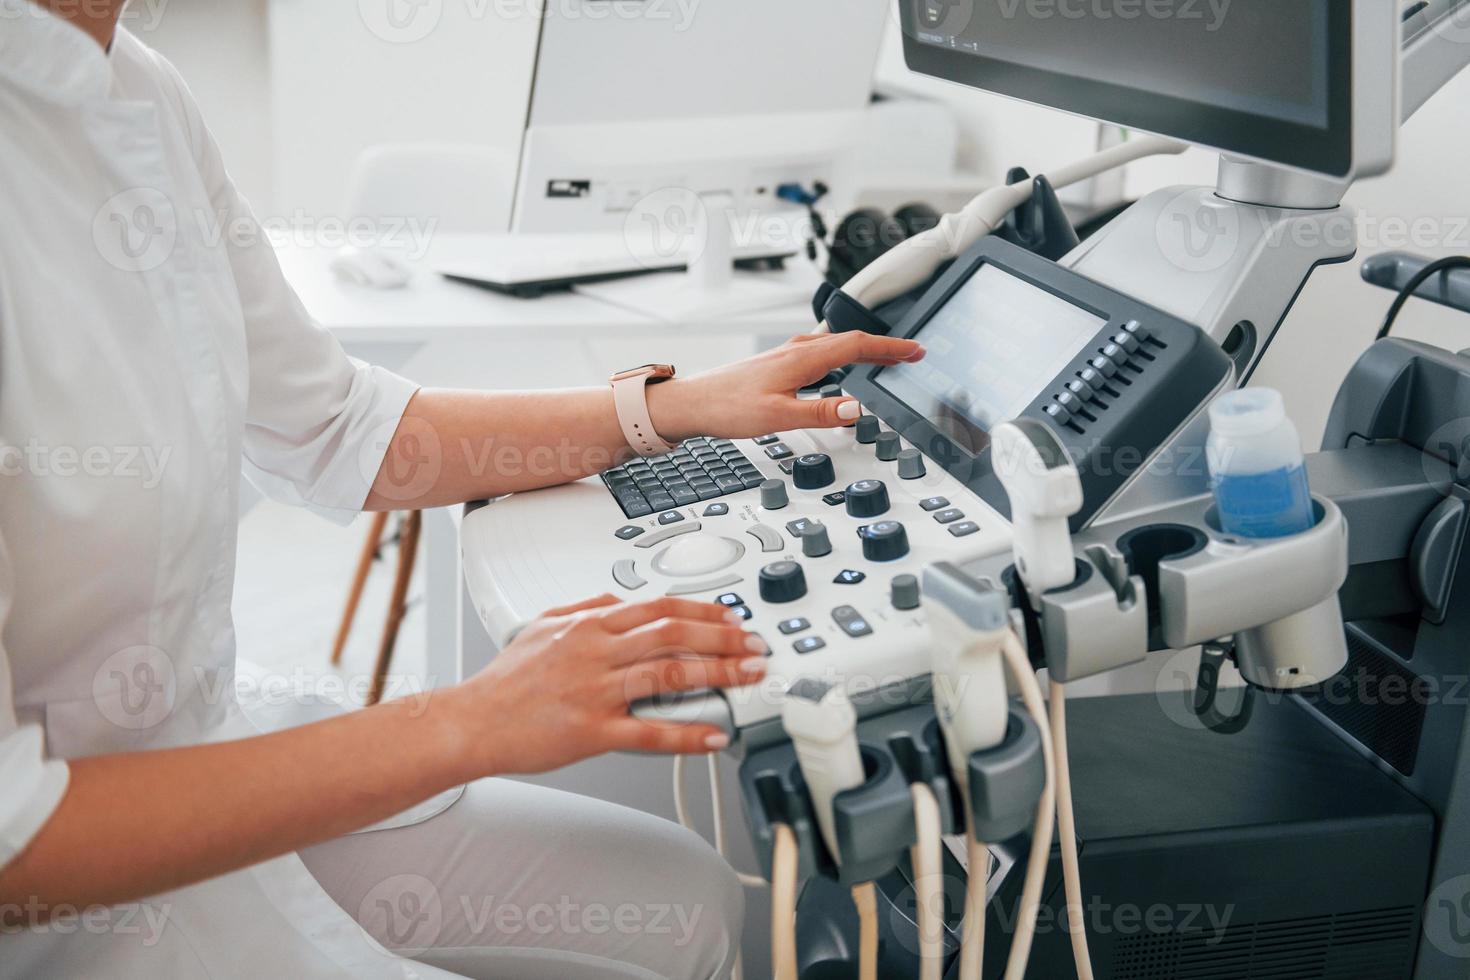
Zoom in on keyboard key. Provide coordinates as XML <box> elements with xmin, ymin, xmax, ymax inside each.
<box><xmin>754</xmin><ymin>435</ymin><xmax>780</xmax><ymax>445</ymax></box>
<box><xmin>764</xmin><ymin>443</ymin><xmax>795</xmax><ymax>460</ymax></box>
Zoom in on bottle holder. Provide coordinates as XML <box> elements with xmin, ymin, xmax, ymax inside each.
<box><xmin>960</xmin><ymin>495</ymin><xmax>1350</xmax><ymax>688</ymax></box>
<box><xmin>738</xmin><ymin>704</ymin><xmax>1044</xmax><ymax>887</ymax></box>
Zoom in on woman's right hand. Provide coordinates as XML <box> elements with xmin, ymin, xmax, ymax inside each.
<box><xmin>448</xmin><ymin>594</ymin><xmax>769</xmax><ymax>776</ymax></box>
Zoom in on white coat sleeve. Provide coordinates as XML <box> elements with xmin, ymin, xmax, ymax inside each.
<box><xmin>147</xmin><ymin>45</ymin><xmax>421</xmax><ymax>522</ymax></box>
<box><xmin>0</xmin><ymin>518</ymin><xmax>69</xmax><ymax>872</ymax></box>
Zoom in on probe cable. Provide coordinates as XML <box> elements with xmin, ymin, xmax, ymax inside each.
<box><xmin>1050</xmin><ymin>679</ymin><xmax>1096</xmax><ymax>980</ymax></box>
<box><xmin>998</xmin><ymin>629</ymin><xmax>1059</xmax><ymax>980</ymax></box>
<box><xmin>1376</xmin><ymin>255</ymin><xmax>1470</xmax><ymax>340</ymax></box>
<box><xmin>771</xmin><ymin>822</ymin><xmax>800</xmax><ymax>980</ymax></box>
<box><xmin>909</xmin><ymin>781</ymin><xmax>947</xmax><ymax>980</ymax></box>
<box><xmin>956</xmin><ymin>831</ymin><xmax>991</xmax><ymax>980</ymax></box>
<box><xmin>852</xmin><ymin>880</ymin><xmax>880</xmax><ymax>980</ymax></box>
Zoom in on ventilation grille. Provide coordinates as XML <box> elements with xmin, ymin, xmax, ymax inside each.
<box><xmin>1295</xmin><ymin>628</ymin><xmax>1427</xmax><ymax>776</ymax></box>
<box><xmin>1112</xmin><ymin>906</ymin><xmax>1417</xmax><ymax>980</ymax></box>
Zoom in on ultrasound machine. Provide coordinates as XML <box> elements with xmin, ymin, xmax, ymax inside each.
<box><xmin>463</xmin><ymin>3</ymin><xmax>1470</xmax><ymax>977</ymax></box>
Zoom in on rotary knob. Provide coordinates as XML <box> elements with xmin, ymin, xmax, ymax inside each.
<box><xmin>861</xmin><ymin>521</ymin><xmax>910</xmax><ymax>562</ymax></box>
<box><xmin>792</xmin><ymin>453</ymin><xmax>836</xmax><ymax>490</ymax></box>
<box><xmin>855</xmin><ymin>416</ymin><xmax>881</xmax><ymax>445</ymax></box>
<box><xmin>896</xmin><ymin>449</ymin><xmax>926</xmax><ymax>481</ymax></box>
<box><xmin>759</xmin><ymin>561</ymin><xmax>808</xmax><ymax>604</ymax></box>
<box><xmin>891</xmin><ymin>574</ymin><xmax>921</xmax><ymax>610</ymax></box>
<box><xmin>845</xmin><ymin>480</ymin><xmax>891</xmax><ymax>519</ymax></box>
<box><xmin>875</xmin><ymin>431</ymin><xmax>901</xmax><ymax>462</ymax></box>
<box><xmin>760</xmin><ymin>479</ymin><xmax>789</xmax><ymax>510</ymax></box>
<box><xmin>801</xmin><ymin>523</ymin><xmax>833</xmax><ymax>558</ymax></box>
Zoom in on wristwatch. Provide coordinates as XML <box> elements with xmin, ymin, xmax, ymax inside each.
<box><xmin>611</xmin><ymin>363</ymin><xmax>678</xmax><ymax>457</ymax></box>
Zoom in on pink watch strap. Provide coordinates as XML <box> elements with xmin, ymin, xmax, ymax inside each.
<box><xmin>613</xmin><ymin>375</ymin><xmax>677</xmax><ymax>457</ymax></box>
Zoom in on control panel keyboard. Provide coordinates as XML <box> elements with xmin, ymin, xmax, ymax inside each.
<box><xmin>602</xmin><ymin>438</ymin><xmax>765</xmax><ymax>517</ymax></box>
<box><xmin>462</xmin><ymin>407</ymin><xmax>1013</xmax><ymax>735</ymax></box>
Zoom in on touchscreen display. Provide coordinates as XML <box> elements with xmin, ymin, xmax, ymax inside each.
<box><xmin>875</xmin><ymin>264</ymin><xmax>1105</xmax><ymax>451</ymax></box>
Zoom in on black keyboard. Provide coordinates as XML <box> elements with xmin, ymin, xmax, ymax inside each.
<box><xmin>603</xmin><ymin>438</ymin><xmax>765</xmax><ymax>518</ymax></box>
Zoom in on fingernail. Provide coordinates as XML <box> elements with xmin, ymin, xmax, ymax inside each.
<box><xmin>744</xmin><ymin>634</ymin><xmax>768</xmax><ymax>653</ymax></box>
<box><xmin>740</xmin><ymin>656</ymin><xmax>769</xmax><ymax>675</ymax></box>
<box><xmin>837</xmin><ymin>400</ymin><xmax>861</xmax><ymax>420</ymax></box>
<box><xmin>725</xmin><ymin>611</ymin><xmax>747</xmax><ymax>625</ymax></box>
<box><xmin>705</xmin><ymin>733</ymin><xmax>731</xmax><ymax>751</ymax></box>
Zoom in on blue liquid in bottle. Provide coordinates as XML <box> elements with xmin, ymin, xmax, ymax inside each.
<box><xmin>1211</xmin><ymin>463</ymin><xmax>1314</xmax><ymax>539</ymax></box>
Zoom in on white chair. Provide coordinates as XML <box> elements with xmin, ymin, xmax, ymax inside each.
<box><xmin>342</xmin><ymin>142</ymin><xmax>517</xmax><ymax>235</ymax></box>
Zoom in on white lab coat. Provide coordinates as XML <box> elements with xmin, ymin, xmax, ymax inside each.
<box><xmin>0</xmin><ymin>7</ymin><xmax>458</xmax><ymax>976</ymax></box>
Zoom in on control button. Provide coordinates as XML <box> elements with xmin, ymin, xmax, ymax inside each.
<box><xmin>785</xmin><ymin>518</ymin><xmax>817</xmax><ymax>537</ymax></box>
<box><xmin>778</xmin><ymin>617</ymin><xmax>811</xmax><ymax>635</ymax></box>
<box><xmin>779</xmin><ymin>460</ymin><xmax>796</xmax><ymax>475</ymax></box>
<box><xmin>896</xmin><ymin>449</ymin><xmax>926</xmax><ymax>481</ymax></box>
<box><xmin>891</xmin><ymin>574</ymin><xmax>921</xmax><ymax>610</ymax></box>
<box><xmin>793</xmin><ymin>636</ymin><xmax>827</xmax><ymax>655</ymax></box>
<box><xmin>759</xmin><ymin>561</ymin><xmax>808</xmax><ymax>604</ymax></box>
<box><xmin>819</xmin><ymin>383</ymin><xmax>843</xmax><ymax>400</ymax></box>
<box><xmin>616</xmin><ymin>525</ymin><xmax>646</xmax><ymax>540</ymax></box>
<box><xmin>792</xmin><ymin>453</ymin><xmax>836</xmax><ymax>490</ymax></box>
<box><xmin>948</xmin><ymin>521</ymin><xmax>981</xmax><ymax>538</ymax></box>
<box><xmin>1066</xmin><ymin>378</ymin><xmax>1096</xmax><ymax>400</ymax></box>
<box><xmin>875</xmin><ymin>431</ymin><xmax>901</xmax><ymax>462</ymax></box>
<box><xmin>933</xmin><ymin>508</ymin><xmax>965</xmax><ymax>524</ymax></box>
<box><xmin>745</xmin><ymin>524</ymin><xmax>785</xmax><ymax>553</ymax></box>
<box><xmin>1054</xmin><ymin>391</ymin><xmax>1084</xmax><ymax>414</ymax></box>
<box><xmin>764</xmin><ymin>443</ymin><xmax>795</xmax><ymax>461</ymax></box>
<box><xmin>666</xmin><ymin>573</ymin><xmax>743</xmax><ymax>597</ymax></box>
<box><xmin>612</xmin><ymin>560</ymin><xmax>646</xmax><ymax>590</ymax></box>
<box><xmin>1089</xmin><ymin>355</ymin><xmax>1119</xmax><ymax>378</ymax></box>
<box><xmin>729</xmin><ymin>605</ymin><xmax>753</xmax><ymax>621</ymax></box>
<box><xmin>834</xmin><ymin>569</ymin><xmax>867</xmax><ymax>585</ymax></box>
<box><xmin>845</xmin><ymin>480</ymin><xmax>891</xmax><ymax>519</ymax></box>
<box><xmin>920</xmin><ymin>496</ymin><xmax>950</xmax><ymax>512</ymax></box>
<box><xmin>832</xmin><ymin>605</ymin><xmax>874</xmax><ymax>638</ymax></box>
<box><xmin>634</xmin><ymin>521</ymin><xmax>702</xmax><ymax>549</ymax></box>
<box><xmin>753</xmin><ymin>434</ymin><xmax>780</xmax><ymax>446</ymax></box>
<box><xmin>760</xmin><ymin>479</ymin><xmax>789</xmax><ymax>510</ymax></box>
<box><xmin>822</xmin><ymin>491</ymin><xmax>847</xmax><ymax>507</ymax></box>
<box><xmin>716</xmin><ymin>593</ymin><xmax>744</xmax><ymax>607</ymax></box>
<box><xmin>801</xmin><ymin>523</ymin><xmax>833</xmax><ymax>558</ymax></box>
<box><xmin>1044</xmin><ymin>403</ymin><xmax>1074</xmax><ymax>427</ymax></box>
<box><xmin>658</xmin><ymin>511</ymin><xmax>685</xmax><ymax>525</ymax></box>
<box><xmin>855</xmin><ymin>416</ymin><xmax>881</xmax><ymax>445</ymax></box>
<box><xmin>702</xmin><ymin>503</ymin><xmax>730</xmax><ymax>517</ymax></box>
<box><xmin>860</xmin><ymin>521</ymin><xmax>910</xmax><ymax>562</ymax></box>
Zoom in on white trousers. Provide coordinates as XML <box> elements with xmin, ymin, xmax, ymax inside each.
<box><xmin>298</xmin><ymin>777</ymin><xmax>745</xmax><ymax>980</ymax></box>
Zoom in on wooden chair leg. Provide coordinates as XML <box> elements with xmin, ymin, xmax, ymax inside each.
<box><xmin>331</xmin><ymin>510</ymin><xmax>389</xmax><ymax>666</ymax></box>
<box><xmin>369</xmin><ymin>510</ymin><xmax>422</xmax><ymax>706</ymax></box>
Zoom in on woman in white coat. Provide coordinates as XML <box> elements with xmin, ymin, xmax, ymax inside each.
<box><xmin>0</xmin><ymin>2</ymin><xmax>926</xmax><ymax>977</ymax></box>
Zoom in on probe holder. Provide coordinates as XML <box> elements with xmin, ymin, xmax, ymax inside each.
<box><xmin>738</xmin><ymin>704</ymin><xmax>1044</xmax><ymax>887</ymax></box>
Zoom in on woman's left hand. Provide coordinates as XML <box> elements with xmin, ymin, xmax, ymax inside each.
<box><xmin>648</xmin><ymin>331</ymin><xmax>925</xmax><ymax>442</ymax></box>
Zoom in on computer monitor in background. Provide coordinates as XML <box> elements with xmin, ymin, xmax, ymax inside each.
<box><xmin>899</xmin><ymin>0</ymin><xmax>1399</xmax><ymax>181</ymax></box>
<box><xmin>510</xmin><ymin>0</ymin><xmax>891</xmax><ymax>237</ymax></box>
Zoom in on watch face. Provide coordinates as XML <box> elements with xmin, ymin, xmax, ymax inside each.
<box><xmin>611</xmin><ymin>363</ymin><xmax>677</xmax><ymax>384</ymax></box>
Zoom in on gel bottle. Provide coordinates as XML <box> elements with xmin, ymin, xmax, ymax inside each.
<box><xmin>1206</xmin><ymin>388</ymin><xmax>1315</xmax><ymax>538</ymax></box>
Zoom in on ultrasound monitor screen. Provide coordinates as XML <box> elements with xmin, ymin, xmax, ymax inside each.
<box><xmin>902</xmin><ymin>0</ymin><xmax>1352</xmax><ymax>175</ymax></box>
<box><xmin>875</xmin><ymin>264</ymin><xmax>1105</xmax><ymax>449</ymax></box>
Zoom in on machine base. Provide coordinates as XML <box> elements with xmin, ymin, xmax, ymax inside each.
<box><xmin>795</xmin><ymin>691</ymin><xmax>1434</xmax><ymax>979</ymax></box>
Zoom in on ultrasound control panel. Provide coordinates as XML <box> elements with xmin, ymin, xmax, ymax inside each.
<box><xmin>461</xmin><ymin>236</ymin><xmax>1234</xmax><ymax>740</ymax></box>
